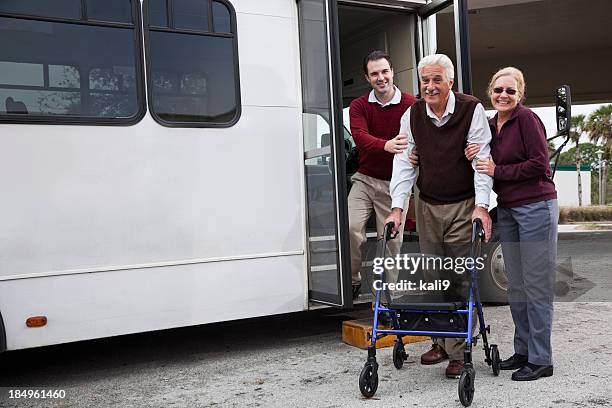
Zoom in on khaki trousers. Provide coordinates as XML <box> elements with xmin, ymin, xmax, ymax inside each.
<box><xmin>416</xmin><ymin>196</ymin><xmax>477</xmax><ymax>360</ymax></box>
<box><xmin>348</xmin><ymin>172</ymin><xmax>408</xmax><ymax>286</ymax></box>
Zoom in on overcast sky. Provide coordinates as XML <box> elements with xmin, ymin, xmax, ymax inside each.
<box><xmin>508</xmin><ymin>103</ymin><xmax>607</xmax><ymax>148</ymax></box>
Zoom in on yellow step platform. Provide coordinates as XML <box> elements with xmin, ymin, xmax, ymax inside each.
<box><xmin>342</xmin><ymin>318</ymin><xmax>429</xmax><ymax>349</ymax></box>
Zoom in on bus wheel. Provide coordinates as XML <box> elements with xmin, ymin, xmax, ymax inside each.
<box><xmin>479</xmin><ymin>226</ymin><xmax>508</xmax><ymax>304</ymax></box>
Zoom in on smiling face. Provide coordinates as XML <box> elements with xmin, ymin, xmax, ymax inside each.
<box><xmin>490</xmin><ymin>75</ymin><xmax>519</xmax><ymax>116</ymax></box>
<box><xmin>365</xmin><ymin>58</ymin><xmax>394</xmax><ymax>99</ymax></box>
<box><xmin>420</xmin><ymin>64</ymin><xmax>453</xmax><ymax>110</ymax></box>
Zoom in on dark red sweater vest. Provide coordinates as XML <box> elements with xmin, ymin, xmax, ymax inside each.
<box><xmin>410</xmin><ymin>93</ymin><xmax>479</xmax><ymax>204</ymax></box>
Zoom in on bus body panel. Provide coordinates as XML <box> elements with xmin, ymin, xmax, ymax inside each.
<box><xmin>0</xmin><ymin>0</ymin><xmax>309</xmax><ymax>350</ymax></box>
<box><xmin>0</xmin><ymin>106</ymin><xmax>305</xmax><ymax>279</ymax></box>
<box><xmin>236</xmin><ymin>9</ymin><xmax>301</xmax><ymax>108</ymax></box>
<box><xmin>232</xmin><ymin>0</ymin><xmax>295</xmax><ymax>19</ymax></box>
<box><xmin>0</xmin><ymin>254</ymin><xmax>305</xmax><ymax>350</ymax></box>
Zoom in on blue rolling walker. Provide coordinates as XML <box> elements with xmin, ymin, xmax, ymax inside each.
<box><xmin>358</xmin><ymin>219</ymin><xmax>501</xmax><ymax>407</ymax></box>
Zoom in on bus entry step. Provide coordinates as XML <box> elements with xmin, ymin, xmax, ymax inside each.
<box><xmin>342</xmin><ymin>318</ymin><xmax>428</xmax><ymax>349</ymax></box>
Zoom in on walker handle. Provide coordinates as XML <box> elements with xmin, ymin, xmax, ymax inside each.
<box><xmin>384</xmin><ymin>222</ymin><xmax>396</xmax><ymax>242</ymax></box>
<box><xmin>472</xmin><ymin>218</ymin><xmax>485</xmax><ymax>242</ymax></box>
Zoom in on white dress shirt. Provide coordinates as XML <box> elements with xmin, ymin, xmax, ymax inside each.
<box><xmin>368</xmin><ymin>85</ymin><xmax>402</xmax><ymax>107</ymax></box>
<box><xmin>390</xmin><ymin>91</ymin><xmax>493</xmax><ymax>209</ymax></box>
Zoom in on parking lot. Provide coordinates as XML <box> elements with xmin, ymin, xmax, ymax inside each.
<box><xmin>1</xmin><ymin>230</ymin><xmax>610</xmax><ymax>408</ymax></box>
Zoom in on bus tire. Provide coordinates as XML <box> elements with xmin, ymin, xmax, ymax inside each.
<box><xmin>479</xmin><ymin>226</ymin><xmax>508</xmax><ymax>304</ymax></box>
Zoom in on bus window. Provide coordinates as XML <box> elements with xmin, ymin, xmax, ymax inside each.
<box><xmin>174</xmin><ymin>0</ymin><xmax>210</xmax><ymax>31</ymax></box>
<box><xmin>0</xmin><ymin>1</ymin><xmax>144</xmax><ymax>124</ymax></box>
<box><xmin>86</xmin><ymin>0</ymin><xmax>133</xmax><ymax>24</ymax></box>
<box><xmin>149</xmin><ymin>0</ymin><xmax>168</xmax><ymax>27</ymax></box>
<box><xmin>144</xmin><ymin>0</ymin><xmax>240</xmax><ymax>127</ymax></box>
<box><xmin>212</xmin><ymin>1</ymin><xmax>231</xmax><ymax>33</ymax></box>
<box><xmin>0</xmin><ymin>61</ymin><xmax>44</xmax><ymax>87</ymax></box>
<box><xmin>49</xmin><ymin>65</ymin><xmax>80</xmax><ymax>89</ymax></box>
<box><xmin>0</xmin><ymin>0</ymin><xmax>80</xmax><ymax>20</ymax></box>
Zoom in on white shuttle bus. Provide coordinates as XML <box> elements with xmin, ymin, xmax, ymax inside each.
<box><xmin>0</xmin><ymin>0</ymin><xmax>502</xmax><ymax>351</ymax></box>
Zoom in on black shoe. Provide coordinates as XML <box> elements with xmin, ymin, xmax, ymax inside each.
<box><xmin>500</xmin><ymin>353</ymin><xmax>528</xmax><ymax>370</ymax></box>
<box><xmin>352</xmin><ymin>284</ymin><xmax>361</xmax><ymax>300</ymax></box>
<box><xmin>511</xmin><ymin>363</ymin><xmax>553</xmax><ymax>381</ymax></box>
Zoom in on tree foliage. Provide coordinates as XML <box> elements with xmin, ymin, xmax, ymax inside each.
<box><xmin>585</xmin><ymin>105</ymin><xmax>612</xmax><ymax>159</ymax></box>
<box><xmin>569</xmin><ymin>114</ymin><xmax>587</xmax><ymax>205</ymax></box>
<box><xmin>569</xmin><ymin>114</ymin><xmax>586</xmax><ymax>144</ymax></box>
<box><xmin>584</xmin><ymin>104</ymin><xmax>612</xmax><ymax>204</ymax></box>
<box><xmin>559</xmin><ymin>143</ymin><xmax>602</xmax><ymax>167</ymax></box>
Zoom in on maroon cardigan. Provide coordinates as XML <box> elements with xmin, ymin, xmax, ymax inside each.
<box><xmin>489</xmin><ymin>104</ymin><xmax>557</xmax><ymax>208</ymax></box>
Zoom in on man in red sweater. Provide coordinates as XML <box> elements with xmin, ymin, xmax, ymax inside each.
<box><xmin>348</xmin><ymin>50</ymin><xmax>416</xmax><ymax>299</ymax></box>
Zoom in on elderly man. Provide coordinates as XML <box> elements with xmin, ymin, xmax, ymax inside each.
<box><xmin>348</xmin><ymin>50</ymin><xmax>416</xmax><ymax>299</ymax></box>
<box><xmin>385</xmin><ymin>54</ymin><xmax>493</xmax><ymax>379</ymax></box>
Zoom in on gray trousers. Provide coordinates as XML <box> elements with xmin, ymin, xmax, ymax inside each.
<box><xmin>497</xmin><ymin>199</ymin><xmax>558</xmax><ymax>366</ymax></box>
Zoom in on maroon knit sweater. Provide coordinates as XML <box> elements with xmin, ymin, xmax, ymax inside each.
<box><xmin>349</xmin><ymin>92</ymin><xmax>416</xmax><ymax>181</ymax></box>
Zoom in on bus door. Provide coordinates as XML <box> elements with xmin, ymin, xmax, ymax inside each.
<box><xmin>416</xmin><ymin>0</ymin><xmax>473</xmax><ymax>94</ymax></box>
<box><xmin>298</xmin><ymin>0</ymin><xmax>351</xmax><ymax>307</ymax></box>
<box><xmin>296</xmin><ymin>0</ymin><xmax>473</xmax><ymax>308</ymax></box>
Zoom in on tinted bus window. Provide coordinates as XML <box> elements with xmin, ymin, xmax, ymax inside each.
<box><xmin>212</xmin><ymin>1</ymin><xmax>230</xmax><ymax>33</ymax></box>
<box><xmin>145</xmin><ymin>0</ymin><xmax>240</xmax><ymax>127</ymax></box>
<box><xmin>149</xmin><ymin>0</ymin><xmax>168</xmax><ymax>27</ymax></box>
<box><xmin>0</xmin><ymin>0</ymin><xmax>80</xmax><ymax>19</ymax></box>
<box><xmin>174</xmin><ymin>0</ymin><xmax>209</xmax><ymax>31</ymax></box>
<box><xmin>86</xmin><ymin>0</ymin><xmax>133</xmax><ymax>24</ymax></box>
<box><xmin>0</xmin><ymin>2</ymin><xmax>144</xmax><ymax>124</ymax></box>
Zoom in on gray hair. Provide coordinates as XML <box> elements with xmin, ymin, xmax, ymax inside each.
<box><xmin>418</xmin><ymin>54</ymin><xmax>455</xmax><ymax>81</ymax></box>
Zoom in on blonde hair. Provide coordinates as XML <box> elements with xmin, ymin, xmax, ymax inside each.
<box><xmin>487</xmin><ymin>67</ymin><xmax>525</xmax><ymax>102</ymax></box>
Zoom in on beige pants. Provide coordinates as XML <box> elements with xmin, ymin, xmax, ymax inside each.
<box><xmin>416</xmin><ymin>196</ymin><xmax>477</xmax><ymax>360</ymax></box>
<box><xmin>348</xmin><ymin>172</ymin><xmax>408</xmax><ymax>286</ymax></box>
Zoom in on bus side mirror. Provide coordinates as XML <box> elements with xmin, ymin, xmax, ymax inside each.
<box><xmin>555</xmin><ymin>85</ymin><xmax>571</xmax><ymax>135</ymax></box>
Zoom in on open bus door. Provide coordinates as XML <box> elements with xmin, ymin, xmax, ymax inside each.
<box><xmin>298</xmin><ymin>0</ymin><xmax>352</xmax><ymax>307</ymax></box>
<box><xmin>297</xmin><ymin>0</ymin><xmax>475</xmax><ymax>308</ymax></box>
<box><xmin>416</xmin><ymin>0</ymin><xmax>472</xmax><ymax>93</ymax></box>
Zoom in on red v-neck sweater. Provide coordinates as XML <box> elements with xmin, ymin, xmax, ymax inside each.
<box><xmin>349</xmin><ymin>92</ymin><xmax>416</xmax><ymax>181</ymax></box>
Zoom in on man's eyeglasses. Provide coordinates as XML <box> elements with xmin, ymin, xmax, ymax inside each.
<box><xmin>492</xmin><ymin>87</ymin><xmax>517</xmax><ymax>96</ymax></box>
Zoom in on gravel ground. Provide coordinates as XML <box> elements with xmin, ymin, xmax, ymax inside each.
<box><xmin>1</xmin><ymin>302</ymin><xmax>610</xmax><ymax>408</ymax></box>
<box><xmin>1</xmin><ymin>231</ymin><xmax>610</xmax><ymax>408</ymax></box>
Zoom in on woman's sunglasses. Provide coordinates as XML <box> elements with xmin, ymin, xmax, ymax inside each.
<box><xmin>493</xmin><ymin>87</ymin><xmax>517</xmax><ymax>96</ymax></box>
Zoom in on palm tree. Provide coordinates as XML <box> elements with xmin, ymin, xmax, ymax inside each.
<box><xmin>570</xmin><ymin>114</ymin><xmax>586</xmax><ymax>205</ymax></box>
<box><xmin>585</xmin><ymin>105</ymin><xmax>612</xmax><ymax>204</ymax></box>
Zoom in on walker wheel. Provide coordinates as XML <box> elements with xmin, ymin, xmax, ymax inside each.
<box><xmin>392</xmin><ymin>341</ymin><xmax>408</xmax><ymax>369</ymax></box>
<box><xmin>490</xmin><ymin>344</ymin><xmax>500</xmax><ymax>376</ymax></box>
<box><xmin>458</xmin><ymin>367</ymin><xmax>475</xmax><ymax>407</ymax></box>
<box><xmin>359</xmin><ymin>363</ymin><xmax>378</xmax><ymax>398</ymax></box>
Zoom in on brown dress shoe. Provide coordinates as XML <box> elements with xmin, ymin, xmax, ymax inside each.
<box><xmin>420</xmin><ymin>344</ymin><xmax>449</xmax><ymax>365</ymax></box>
<box><xmin>445</xmin><ymin>360</ymin><xmax>465</xmax><ymax>378</ymax></box>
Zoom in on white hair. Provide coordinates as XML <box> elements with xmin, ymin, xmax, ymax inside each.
<box><xmin>418</xmin><ymin>54</ymin><xmax>455</xmax><ymax>81</ymax></box>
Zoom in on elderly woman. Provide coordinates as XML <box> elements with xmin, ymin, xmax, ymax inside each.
<box><xmin>466</xmin><ymin>67</ymin><xmax>558</xmax><ymax>381</ymax></box>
